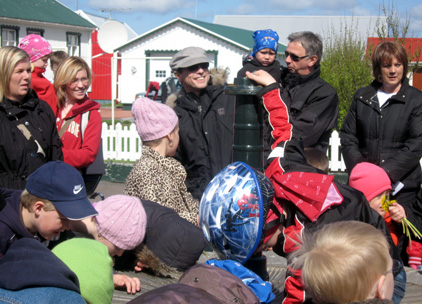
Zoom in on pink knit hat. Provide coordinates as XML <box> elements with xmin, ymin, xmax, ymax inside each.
<box><xmin>18</xmin><ymin>34</ymin><xmax>53</xmax><ymax>62</ymax></box>
<box><xmin>132</xmin><ymin>97</ymin><xmax>178</xmax><ymax>141</ymax></box>
<box><xmin>349</xmin><ymin>162</ymin><xmax>392</xmax><ymax>202</ymax></box>
<box><xmin>94</xmin><ymin>195</ymin><xmax>147</xmax><ymax>250</ymax></box>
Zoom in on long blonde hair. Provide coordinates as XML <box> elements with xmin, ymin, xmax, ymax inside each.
<box><xmin>54</xmin><ymin>56</ymin><xmax>92</xmax><ymax>108</ymax></box>
<box><xmin>0</xmin><ymin>46</ymin><xmax>30</xmax><ymax>102</ymax></box>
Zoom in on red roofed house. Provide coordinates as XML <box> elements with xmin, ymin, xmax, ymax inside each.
<box><xmin>367</xmin><ymin>37</ymin><xmax>422</xmax><ymax>91</ymax></box>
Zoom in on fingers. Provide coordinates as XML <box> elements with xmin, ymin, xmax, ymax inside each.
<box><xmin>245</xmin><ymin>70</ymin><xmax>277</xmax><ymax>86</ymax></box>
<box><xmin>113</xmin><ymin>274</ymin><xmax>141</xmax><ymax>294</ymax></box>
<box><xmin>389</xmin><ymin>203</ymin><xmax>406</xmax><ymax>222</ymax></box>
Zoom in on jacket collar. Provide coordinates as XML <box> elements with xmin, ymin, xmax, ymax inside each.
<box><xmin>361</xmin><ymin>78</ymin><xmax>409</xmax><ymax>103</ymax></box>
<box><xmin>0</xmin><ymin>90</ymin><xmax>39</xmax><ymax>117</ymax></box>
<box><xmin>282</xmin><ymin>65</ymin><xmax>321</xmax><ymax>88</ymax></box>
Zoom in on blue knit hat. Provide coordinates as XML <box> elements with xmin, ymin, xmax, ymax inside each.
<box><xmin>251</xmin><ymin>29</ymin><xmax>279</xmax><ymax>57</ymax></box>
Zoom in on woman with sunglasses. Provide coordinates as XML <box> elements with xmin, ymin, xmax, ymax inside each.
<box><xmin>341</xmin><ymin>41</ymin><xmax>422</xmax><ymax>279</ymax></box>
<box><xmin>167</xmin><ymin>47</ymin><xmax>234</xmax><ymax>201</ymax></box>
<box><xmin>54</xmin><ymin>57</ymin><xmax>102</xmax><ymax>193</ymax></box>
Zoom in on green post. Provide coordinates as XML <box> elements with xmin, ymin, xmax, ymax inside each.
<box><xmin>225</xmin><ymin>77</ymin><xmax>263</xmax><ymax>172</ymax></box>
<box><xmin>224</xmin><ymin>77</ymin><xmax>268</xmax><ymax>281</ymax></box>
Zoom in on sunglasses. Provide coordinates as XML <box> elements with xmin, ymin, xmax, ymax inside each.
<box><xmin>285</xmin><ymin>51</ymin><xmax>308</xmax><ymax>62</ymax></box>
<box><xmin>186</xmin><ymin>62</ymin><xmax>209</xmax><ymax>71</ymax></box>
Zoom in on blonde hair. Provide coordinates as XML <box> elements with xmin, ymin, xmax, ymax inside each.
<box><xmin>20</xmin><ymin>189</ymin><xmax>56</xmax><ymax>212</ymax></box>
<box><xmin>54</xmin><ymin>56</ymin><xmax>92</xmax><ymax>108</ymax></box>
<box><xmin>291</xmin><ymin>221</ymin><xmax>390</xmax><ymax>303</ymax></box>
<box><xmin>0</xmin><ymin>46</ymin><xmax>30</xmax><ymax>102</ymax></box>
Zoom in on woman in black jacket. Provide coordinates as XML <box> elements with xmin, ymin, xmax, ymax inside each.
<box><xmin>340</xmin><ymin>41</ymin><xmax>422</xmax><ymax>266</ymax></box>
<box><xmin>0</xmin><ymin>46</ymin><xmax>63</xmax><ymax>189</ymax></box>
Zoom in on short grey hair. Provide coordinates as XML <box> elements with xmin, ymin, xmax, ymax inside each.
<box><xmin>287</xmin><ymin>31</ymin><xmax>323</xmax><ymax>65</ymax></box>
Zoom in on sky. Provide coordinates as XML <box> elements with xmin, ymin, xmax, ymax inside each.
<box><xmin>59</xmin><ymin>0</ymin><xmax>422</xmax><ymax>37</ymax></box>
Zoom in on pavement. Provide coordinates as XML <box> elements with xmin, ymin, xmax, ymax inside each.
<box><xmin>93</xmin><ymin>180</ymin><xmax>422</xmax><ymax>304</ymax></box>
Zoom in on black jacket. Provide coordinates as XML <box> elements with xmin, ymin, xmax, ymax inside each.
<box><xmin>0</xmin><ymin>237</ymin><xmax>80</xmax><ymax>293</ymax></box>
<box><xmin>0</xmin><ymin>188</ymin><xmax>34</xmax><ymax>257</ymax></box>
<box><xmin>0</xmin><ymin>90</ymin><xmax>63</xmax><ymax>190</ymax></box>
<box><xmin>136</xmin><ymin>200</ymin><xmax>206</xmax><ymax>276</ymax></box>
<box><xmin>237</xmin><ymin>56</ymin><xmax>281</xmax><ymax>82</ymax></box>
<box><xmin>279</xmin><ymin>66</ymin><xmax>339</xmax><ymax>152</ymax></box>
<box><xmin>171</xmin><ymin>83</ymin><xmax>235</xmax><ymax>200</ymax></box>
<box><xmin>340</xmin><ymin>79</ymin><xmax>422</xmax><ymax>206</ymax></box>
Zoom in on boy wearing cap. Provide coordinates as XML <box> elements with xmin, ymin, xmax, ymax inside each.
<box><xmin>167</xmin><ymin>46</ymin><xmax>234</xmax><ymax>200</ymax></box>
<box><xmin>18</xmin><ymin>34</ymin><xmax>57</xmax><ymax>115</ymax></box>
<box><xmin>237</xmin><ymin>29</ymin><xmax>281</xmax><ymax>81</ymax></box>
<box><xmin>0</xmin><ymin>160</ymin><xmax>98</xmax><ymax>258</ymax></box>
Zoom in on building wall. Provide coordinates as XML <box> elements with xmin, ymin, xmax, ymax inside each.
<box><xmin>118</xmin><ymin>21</ymin><xmax>247</xmax><ymax>104</ymax></box>
<box><xmin>88</xmin><ymin>30</ymin><xmax>112</xmax><ymax>101</ymax></box>
<box><xmin>0</xmin><ymin>18</ymin><xmax>93</xmax><ymax>81</ymax></box>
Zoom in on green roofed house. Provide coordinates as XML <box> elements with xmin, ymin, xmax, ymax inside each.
<box><xmin>0</xmin><ymin>0</ymin><xmax>96</xmax><ymax>80</ymax></box>
<box><xmin>114</xmin><ymin>17</ymin><xmax>286</xmax><ymax>105</ymax></box>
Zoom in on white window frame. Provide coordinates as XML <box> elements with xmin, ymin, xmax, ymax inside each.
<box><xmin>1</xmin><ymin>28</ymin><xmax>17</xmax><ymax>47</ymax></box>
<box><xmin>66</xmin><ymin>32</ymin><xmax>80</xmax><ymax>56</ymax></box>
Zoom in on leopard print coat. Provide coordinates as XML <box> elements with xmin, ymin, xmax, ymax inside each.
<box><xmin>124</xmin><ymin>146</ymin><xmax>199</xmax><ymax>225</ymax></box>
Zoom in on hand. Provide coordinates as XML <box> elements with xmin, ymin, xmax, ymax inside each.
<box><xmin>113</xmin><ymin>274</ymin><xmax>141</xmax><ymax>294</ymax></box>
<box><xmin>245</xmin><ymin>70</ymin><xmax>277</xmax><ymax>86</ymax></box>
<box><xmin>389</xmin><ymin>202</ymin><xmax>406</xmax><ymax>223</ymax></box>
<box><xmin>134</xmin><ymin>260</ymin><xmax>148</xmax><ymax>272</ymax></box>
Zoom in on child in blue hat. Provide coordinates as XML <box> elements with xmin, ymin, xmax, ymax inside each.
<box><xmin>237</xmin><ymin>29</ymin><xmax>281</xmax><ymax>82</ymax></box>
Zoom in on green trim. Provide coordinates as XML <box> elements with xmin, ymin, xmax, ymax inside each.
<box><xmin>26</xmin><ymin>27</ymin><xmax>44</xmax><ymax>36</ymax></box>
<box><xmin>117</xmin><ymin>17</ymin><xmax>286</xmax><ymax>52</ymax></box>
<box><xmin>1</xmin><ymin>25</ymin><xmax>20</xmax><ymax>46</ymax></box>
<box><xmin>66</xmin><ymin>32</ymin><xmax>81</xmax><ymax>57</ymax></box>
<box><xmin>0</xmin><ymin>0</ymin><xmax>96</xmax><ymax>28</ymax></box>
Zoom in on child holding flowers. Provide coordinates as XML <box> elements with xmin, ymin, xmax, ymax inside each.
<box><xmin>349</xmin><ymin>162</ymin><xmax>422</xmax><ymax>270</ymax></box>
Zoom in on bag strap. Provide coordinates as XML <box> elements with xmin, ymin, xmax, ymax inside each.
<box><xmin>80</xmin><ymin>111</ymin><xmax>90</xmax><ymax>143</ymax></box>
<box><xmin>16</xmin><ymin>123</ymin><xmax>46</xmax><ymax>158</ymax></box>
<box><xmin>59</xmin><ymin>116</ymin><xmax>77</xmax><ymax>138</ymax></box>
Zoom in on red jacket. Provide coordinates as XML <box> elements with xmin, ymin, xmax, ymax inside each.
<box><xmin>56</xmin><ymin>97</ymin><xmax>101</xmax><ymax>170</ymax></box>
<box><xmin>31</xmin><ymin>67</ymin><xmax>57</xmax><ymax>115</ymax></box>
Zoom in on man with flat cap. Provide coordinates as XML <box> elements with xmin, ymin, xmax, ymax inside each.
<box><xmin>167</xmin><ymin>46</ymin><xmax>234</xmax><ymax>200</ymax></box>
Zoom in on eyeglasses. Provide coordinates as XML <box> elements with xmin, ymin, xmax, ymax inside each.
<box><xmin>186</xmin><ymin>62</ymin><xmax>209</xmax><ymax>72</ymax></box>
<box><xmin>285</xmin><ymin>51</ymin><xmax>308</xmax><ymax>62</ymax></box>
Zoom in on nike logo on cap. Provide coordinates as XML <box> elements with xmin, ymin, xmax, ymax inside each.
<box><xmin>73</xmin><ymin>185</ymin><xmax>83</xmax><ymax>195</ymax></box>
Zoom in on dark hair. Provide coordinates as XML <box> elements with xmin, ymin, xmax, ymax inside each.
<box><xmin>304</xmin><ymin>147</ymin><xmax>329</xmax><ymax>173</ymax></box>
<box><xmin>372</xmin><ymin>41</ymin><xmax>408</xmax><ymax>83</ymax></box>
<box><xmin>287</xmin><ymin>31</ymin><xmax>323</xmax><ymax>65</ymax></box>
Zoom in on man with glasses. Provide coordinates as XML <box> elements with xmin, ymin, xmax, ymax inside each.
<box><xmin>168</xmin><ymin>46</ymin><xmax>234</xmax><ymax>200</ymax></box>
<box><xmin>277</xmin><ymin>31</ymin><xmax>339</xmax><ymax>155</ymax></box>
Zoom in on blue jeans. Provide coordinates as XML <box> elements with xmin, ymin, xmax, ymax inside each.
<box><xmin>0</xmin><ymin>287</ymin><xmax>85</xmax><ymax>304</ymax></box>
<box><xmin>393</xmin><ymin>266</ymin><xmax>407</xmax><ymax>304</ymax></box>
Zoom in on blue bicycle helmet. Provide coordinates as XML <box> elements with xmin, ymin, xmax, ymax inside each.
<box><xmin>199</xmin><ymin>162</ymin><xmax>274</xmax><ymax>264</ymax></box>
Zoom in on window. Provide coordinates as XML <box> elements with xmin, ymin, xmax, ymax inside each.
<box><xmin>155</xmin><ymin>70</ymin><xmax>166</xmax><ymax>78</ymax></box>
<box><xmin>66</xmin><ymin>32</ymin><xmax>81</xmax><ymax>56</ymax></box>
<box><xmin>26</xmin><ymin>28</ymin><xmax>44</xmax><ymax>36</ymax></box>
<box><xmin>1</xmin><ymin>26</ymin><xmax>19</xmax><ymax>46</ymax></box>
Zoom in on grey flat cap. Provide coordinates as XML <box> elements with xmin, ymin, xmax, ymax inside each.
<box><xmin>170</xmin><ymin>46</ymin><xmax>209</xmax><ymax>70</ymax></box>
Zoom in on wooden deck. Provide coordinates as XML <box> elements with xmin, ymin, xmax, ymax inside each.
<box><xmin>111</xmin><ymin>250</ymin><xmax>422</xmax><ymax>304</ymax></box>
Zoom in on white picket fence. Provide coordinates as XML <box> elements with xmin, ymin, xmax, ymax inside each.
<box><xmin>102</xmin><ymin>122</ymin><xmax>347</xmax><ymax>171</ymax></box>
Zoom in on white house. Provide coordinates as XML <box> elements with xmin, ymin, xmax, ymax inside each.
<box><xmin>114</xmin><ymin>17</ymin><xmax>286</xmax><ymax>105</ymax></box>
<box><xmin>0</xmin><ymin>0</ymin><xmax>96</xmax><ymax>78</ymax></box>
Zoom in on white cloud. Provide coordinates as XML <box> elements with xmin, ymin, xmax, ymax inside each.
<box><xmin>87</xmin><ymin>0</ymin><xmax>188</xmax><ymax>14</ymax></box>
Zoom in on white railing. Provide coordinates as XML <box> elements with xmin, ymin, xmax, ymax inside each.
<box><xmin>102</xmin><ymin>122</ymin><xmax>346</xmax><ymax>171</ymax></box>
